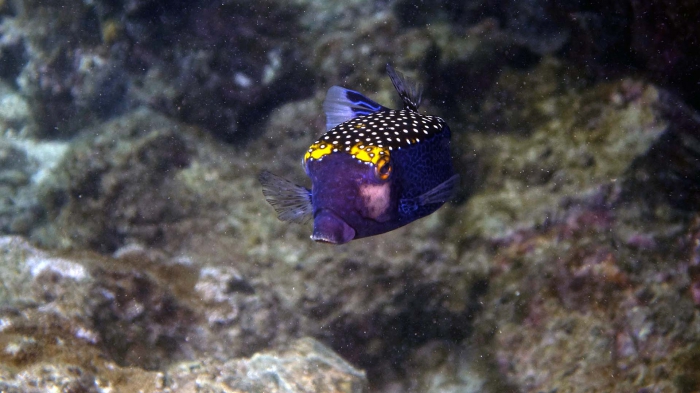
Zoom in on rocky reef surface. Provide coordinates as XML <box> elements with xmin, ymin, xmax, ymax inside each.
<box><xmin>2</xmin><ymin>0</ymin><xmax>700</xmax><ymax>392</ymax></box>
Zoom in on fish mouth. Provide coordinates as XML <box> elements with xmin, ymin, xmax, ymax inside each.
<box><xmin>312</xmin><ymin>209</ymin><xmax>356</xmax><ymax>244</ymax></box>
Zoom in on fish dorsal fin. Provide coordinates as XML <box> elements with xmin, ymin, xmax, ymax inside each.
<box><xmin>386</xmin><ymin>64</ymin><xmax>422</xmax><ymax>112</ymax></box>
<box><xmin>323</xmin><ymin>86</ymin><xmax>389</xmax><ymax>131</ymax></box>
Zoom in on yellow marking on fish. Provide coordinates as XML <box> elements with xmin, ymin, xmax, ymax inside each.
<box><xmin>304</xmin><ymin>140</ymin><xmax>391</xmax><ymax>166</ymax></box>
<box><xmin>304</xmin><ymin>142</ymin><xmax>334</xmax><ymax>161</ymax></box>
<box><xmin>350</xmin><ymin>143</ymin><xmax>390</xmax><ymax>165</ymax></box>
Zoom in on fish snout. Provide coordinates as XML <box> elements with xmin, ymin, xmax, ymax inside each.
<box><xmin>312</xmin><ymin>209</ymin><xmax>356</xmax><ymax>244</ymax></box>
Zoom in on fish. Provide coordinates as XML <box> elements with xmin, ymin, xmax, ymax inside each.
<box><xmin>259</xmin><ymin>64</ymin><xmax>458</xmax><ymax>244</ymax></box>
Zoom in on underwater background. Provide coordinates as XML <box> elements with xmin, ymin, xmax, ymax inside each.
<box><xmin>1</xmin><ymin>0</ymin><xmax>700</xmax><ymax>392</ymax></box>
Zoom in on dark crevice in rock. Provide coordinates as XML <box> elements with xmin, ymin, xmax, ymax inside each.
<box><xmin>624</xmin><ymin>91</ymin><xmax>700</xmax><ymax>210</ymax></box>
<box><xmin>220</xmin><ymin>66</ymin><xmax>317</xmax><ymax>144</ymax></box>
<box><xmin>328</xmin><ymin>278</ymin><xmax>489</xmax><ymax>385</ymax></box>
<box><xmin>89</xmin><ymin>269</ymin><xmax>196</xmax><ymax>371</ymax></box>
<box><xmin>0</xmin><ymin>39</ymin><xmax>28</xmax><ymax>87</ymax></box>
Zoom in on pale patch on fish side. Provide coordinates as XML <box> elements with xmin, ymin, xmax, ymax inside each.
<box><xmin>359</xmin><ymin>183</ymin><xmax>391</xmax><ymax>222</ymax></box>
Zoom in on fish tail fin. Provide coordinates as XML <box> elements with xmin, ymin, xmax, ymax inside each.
<box><xmin>323</xmin><ymin>86</ymin><xmax>389</xmax><ymax>130</ymax></box>
<box><xmin>386</xmin><ymin>63</ymin><xmax>423</xmax><ymax>112</ymax></box>
<box><xmin>258</xmin><ymin>171</ymin><xmax>313</xmax><ymax>224</ymax></box>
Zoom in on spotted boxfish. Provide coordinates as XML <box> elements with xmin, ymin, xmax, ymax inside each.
<box><xmin>259</xmin><ymin>64</ymin><xmax>458</xmax><ymax>244</ymax></box>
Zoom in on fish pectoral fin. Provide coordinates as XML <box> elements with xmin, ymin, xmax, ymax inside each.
<box><xmin>416</xmin><ymin>174</ymin><xmax>460</xmax><ymax>205</ymax></box>
<box><xmin>386</xmin><ymin>64</ymin><xmax>423</xmax><ymax>112</ymax></box>
<box><xmin>399</xmin><ymin>174</ymin><xmax>459</xmax><ymax>215</ymax></box>
<box><xmin>258</xmin><ymin>170</ymin><xmax>313</xmax><ymax>224</ymax></box>
<box><xmin>323</xmin><ymin>86</ymin><xmax>389</xmax><ymax>130</ymax></box>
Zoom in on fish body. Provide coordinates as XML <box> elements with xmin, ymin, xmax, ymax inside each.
<box><xmin>259</xmin><ymin>65</ymin><xmax>457</xmax><ymax>244</ymax></box>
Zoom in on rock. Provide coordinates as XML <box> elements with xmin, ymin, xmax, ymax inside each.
<box><xmin>163</xmin><ymin>338</ymin><xmax>367</xmax><ymax>393</ymax></box>
<box><xmin>0</xmin><ymin>0</ymin><xmax>126</xmax><ymax>138</ymax></box>
<box><xmin>0</xmin><ymin>81</ymin><xmax>30</xmax><ymax>131</ymax></box>
<box><xmin>0</xmin><ymin>0</ymin><xmax>315</xmax><ymax>140</ymax></box>
<box><xmin>0</xmin><ymin>137</ymin><xmax>68</xmax><ymax>236</ymax></box>
<box><xmin>123</xmin><ymin>0</ymin><xmax>315</xmax><ymax>142</ymax></box>
<box><xmin>455</xmin><ymin>58</ymin><xmax>667</xmax><ymax>238</ymax></box>
<box><xmin>89</xmin><ymin>266</ymin><xmax>197</xmax><ymax>370</ymax></box>
<box><xmin>0</xmin><ymin>335</ymin><xmax>366</xmax><ymax>393</ymax></box>
<box><xmin>370</xmin><ymin>340</ymin><xmax>511</xmax><ymax>393</ymax></box>
<box><xmin>624</xmin><ymin>90</ymin><xmax>700</xmax><ymax>210</ymax></box>
<box><xmin>33</xmin><ymin>109</ymin><xmax>197</xmax><ymax>251</ymax></box>
<box><xmin>1</xmin><ymin>0</ymin><xmax>700</xmax><ymax>391</ymax></box>
<box><xmin>451</xmin><ymin>59</ymin><xmax>700</xmax><ymax>392</ymax></box>
<box><xmin>0</xmin><ymin>236</ymin><xmax>366</xmax><ymax>392</ymax></box>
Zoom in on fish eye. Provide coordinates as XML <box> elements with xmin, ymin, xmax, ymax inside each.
<box><xmin>375</xmin><ymin>157</ymin><xmax>392</xmax><ymax>181</ymax></box>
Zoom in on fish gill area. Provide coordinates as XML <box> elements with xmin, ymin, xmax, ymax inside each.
<box><xmin>1</xmin><ymin>0</ymin><xmax>700</xmax><ymax>392</ymax></box>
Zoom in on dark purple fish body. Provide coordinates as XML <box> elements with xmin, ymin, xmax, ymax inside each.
<box><xmin>259</xmin><ymin>65</ymin><xmax>458</xmax><ymax>244</ymax></box>
<box><xmin>306</xmin><ymin>153</ymin><xmax>400</xmax><ymax>242</ymax></box>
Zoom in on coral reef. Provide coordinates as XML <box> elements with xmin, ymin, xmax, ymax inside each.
<box><xmin>0</xmin><ymin>141</ymin><xmax>35</xmax><ymax>234</ymax></box>
<box><xmin>2</xmin><ymin>0</ymin><xmax>700</xmax><ymax>392</ymax></box>
<box><xmin>0</xmin><ymin>0</ymin><xmax>124</xmax><ymax>137</ymax></box>
<box><xmin>33</xmin><ymin>109</ymin><xmax>196</xmax><ymax>251</ymax></box>
<box><xmin>0</xmin><ymin>0</ymin><xmax>314</xmax><ymax>140</ymax></box>
<box><xmin>0</xmin><ymin>236</ymin><xmax>366</xmax><ymax>392</ymax></box>
<box><xmin>122</xmin><ymin>0</ymin><xmax>316</xmax><ymax>142</ymax></box>
<box><xmin>452</xmin><ymin>60</ymin><xmax>700</xmax><ymax>392</ymax></box>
